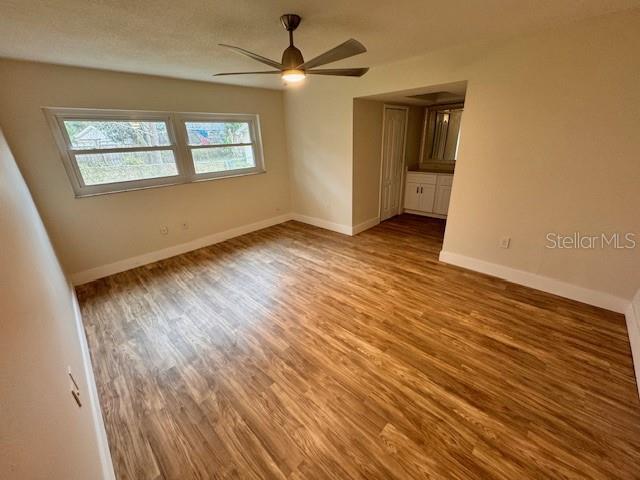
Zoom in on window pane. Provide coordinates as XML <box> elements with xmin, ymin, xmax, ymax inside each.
<box><xmin>63</xmin><ymin>120</ymin><xmax>170</xmax><ymax>150</ymax></box>
<box><xmin>76</xmin><ymin>150</ymin><xmax>178</xmax><ymax>185</ymax></box>
<box><xmin>192</xmin><ymin>146</ymin><xmax>255</xmax><ymax>174</ymax></box>
<box><xmin>185</xmin><ymin>121</ymin><xmax>251</xmax><ymax>146</ymax></box>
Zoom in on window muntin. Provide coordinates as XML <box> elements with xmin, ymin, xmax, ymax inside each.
<box><xmin>45</xmin><ymin>109</ymin><xmax>265</xmax><ymax>197</ymax></box>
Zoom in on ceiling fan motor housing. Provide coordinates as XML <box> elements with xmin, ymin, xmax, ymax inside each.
<box><xmin>282</xmin><ymin>46</ymin><xmax>304</xmax><ymax>69</ymax></box>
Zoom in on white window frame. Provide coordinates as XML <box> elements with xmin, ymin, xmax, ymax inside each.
<box><xmin>44</xmin><ymin>108</ymin><xmax>266</xmax><ymax>197</ymax></box>
<box><xmin>175</xmin><ymin>112</ymin><xmax>265</xmax><ymax>182</ymax></box>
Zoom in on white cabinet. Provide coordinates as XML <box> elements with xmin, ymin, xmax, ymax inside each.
<box><xmin>405</xmin><ymin>182</ymin><xmax>436</xmax><ymax>212</ymax></box>
<box><xmin>404</xmin><ymin>183</ymin><xmax>421</xmax><ymax>210</ymax></box>
<box><xmin>404</xmin><ymin>172</ymin><xmax>453</xmax><ymax>217</ymax></box>
<box><xmin>404</xmin><ymin>173</ymin><xmax>436</xmax><ymax>215</ymax></box>
<box><xmin>419</xmin><ymin>184</ymin><xmax>436</xmax><ymax>212</ymax></box>
<box><xmin>434</xmin><ymin>185</ymin><xmax>452</xmax><ymax>214</ymax></box>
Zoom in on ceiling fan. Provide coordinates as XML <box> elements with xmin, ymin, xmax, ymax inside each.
<box><xmin>215</xmin><ymin>14</ymin><xmax>369</xmax><ymax>83</ymax></box>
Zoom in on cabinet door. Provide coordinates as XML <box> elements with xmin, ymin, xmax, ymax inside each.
<box><xmin>404</xmin><ymin>182</ymin><xmax>421</xmax><ymax>210</ymax></box>
<box><xmin>419</xmin><ymin>184</ymin><xmax>436</xmax><ymax>212</ymax></box>
<box><xmin>434</xmin><ymin>185</ymin><xmax>452</xmax><ymax>215</ymax></box>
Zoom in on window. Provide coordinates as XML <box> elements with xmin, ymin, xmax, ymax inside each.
<box><xmin>45</xmin><ymin>108</ymin><xmax>265</xmax><ymax>197</ymax></box>
<box><xmin>178</xmin><ymin>114</ymin><xmax>264</xmax><ymax>180</ymax></box>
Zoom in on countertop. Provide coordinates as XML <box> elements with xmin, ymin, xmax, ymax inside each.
<box><xmin>408</xmin><ymin>167</ymin><xmax>455</xmax><ymax>175</ymax></box>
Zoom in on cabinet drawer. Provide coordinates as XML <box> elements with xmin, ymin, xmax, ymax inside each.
<box><xmin>436</xmin><ymin>174</ymin><xmax>454</xmax><ymax>186</ymax></box>
<box><xmin>406</xmin><ymin>172</ymin><xmax>437</xmax><ymax>185</ymax></box>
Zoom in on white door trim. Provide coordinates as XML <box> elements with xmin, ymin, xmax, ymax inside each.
<box><xmin>378</xmin><ymin>104</ymin><xmax>409</xmax><ymax>221</ymax></box>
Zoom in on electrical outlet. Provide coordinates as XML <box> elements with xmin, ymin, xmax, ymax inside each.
<box><xmin>68</xmin><ymin>367</ymin><xmax>82</xmax><ymax>407</ymax></box>
<box><xmin>160</xmin><ymin>225</ymin><xmax>169</xmax><ymax>235</ymax></box>
<box><xmin>500</xmin><ymin>237</ymin><xmax>511</xmax><ymax>249</ymax></box>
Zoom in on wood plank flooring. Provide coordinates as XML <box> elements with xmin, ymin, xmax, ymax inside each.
<box><xmin>77</xmin><ymin>215</ymin><xmax>640</xmax><ymax>479</ymax></box>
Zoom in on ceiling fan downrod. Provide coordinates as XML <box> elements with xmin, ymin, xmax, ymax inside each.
<box><xmin>280</xmin><ymin>14</ymin><xmax>304</xmax><ymax>70</ymax></box>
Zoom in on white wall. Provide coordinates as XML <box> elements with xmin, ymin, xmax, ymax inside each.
<box><xmin>0</xmin><ymin>129</ymin><xmax>113</xmax><ymax>479</ymax></box>
<box><xmin>0</xmin><ymin>59</ymin><xmax>291</xmax><ymax>278</ymax></box>
<box><xmin>285</xmin><ymin>9</ymin><xmax>640</xmax><ymax>304</ymax></box>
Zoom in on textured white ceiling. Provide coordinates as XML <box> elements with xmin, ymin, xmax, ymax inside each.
<box><xmin>1</xmin><ymin>0</ymin><xmax>638</xmax><ymax>89</ymax></box>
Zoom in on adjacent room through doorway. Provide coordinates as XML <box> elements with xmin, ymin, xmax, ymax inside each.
<box><xmin>353</xmin><ymin>81</ymin><xmax>466</xmax><ymax>243</ymax></box>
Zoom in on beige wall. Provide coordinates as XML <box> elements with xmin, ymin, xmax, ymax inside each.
<box><xmin>285</xmin><ymin>80</ymin><xmax>360</xmax><ymax>227</ymax></box>
<box><xmin>285</xmin><ymin>9</ymin><xmax>640</xmax><ymax>301</ymax></box>
<box><xmin>0</xmin><ymin>130</ymin><xmax>113</xmax><ymax>479</ymax></box>
<box><xmin>0</xmin><ymin>59</ymin><xmax>291</xmax><ymax>276</ymax></box>
<box><xmin>352</xmin><ymin>99</ymin><xmax>384</xmax><ymax>225</ymax></box>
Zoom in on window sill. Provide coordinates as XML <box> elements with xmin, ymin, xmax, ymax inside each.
<box><xmin>73</xmin><ymin>169</ymin><xmax>267</xmax><ymax>198</ymax></box>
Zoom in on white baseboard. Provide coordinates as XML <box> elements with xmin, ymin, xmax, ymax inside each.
<box><xmin>71</xmin><ymin>212</ymin><xmax>369</xmax><ymax>285</ymax></box>
<box><xmin>290</xmin><ymin>213</ymin><xmax>352</xmax><ymax>236</ymax></box>
<box><xmin>291</xmin><ymin>213</ymin><xmax>380</xmax><ymax>236</ymax></box>
<box><xmin>70</xmin><ymin>287</ymin><xmax>116</xmax><ymax>479</ymax></box>
<box><xmin>439</xmin><ymin>250</ymin><xmax>629</xmax><ymax>314</ymax></box>
<box><xmin>352</xmin><ymin>216</ymin><xmax>380</xmax><ymax>235</ymax></box>
<box><xmin>625</xmin><ymin>291</ymin><xmax>640</xmax><ymax>399</ymax></box>
<box><xmin>70</xmin><ymin>213</ymin><xmax>294</xmax><ymax>285</ymax></box>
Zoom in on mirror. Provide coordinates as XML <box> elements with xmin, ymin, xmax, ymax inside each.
<box><xmin>422</xmin><ymin>106</ymin><xmax>463</xmax><ymax>163</ymax></box>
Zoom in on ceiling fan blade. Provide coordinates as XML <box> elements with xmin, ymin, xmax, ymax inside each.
<box><xmin>214</xmin><ymin>71</ymin><xmax>282</xmax><ymax>76</ymax></box>
<box><xmin>219</xmin><ymin>44</ymin><xmax>283</xmax><ymax>70</ymax></box>
<box><xmin>307</xmin><ymin>67</ymin><xmax>369</xmax><ymax>77</ymax></box>
<box><xmin>297</xmin><ymin>39</ymin><xmax>366</xmax><ymax>70</ymax></box>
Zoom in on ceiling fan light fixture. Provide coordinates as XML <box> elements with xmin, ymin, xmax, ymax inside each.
<box><xmin>282</xmin><ymin>69</ymin><xmax>306</xmax><ymax>83</ymax></box>
<box><xmin>215</xmin><ymin>14</ymin><xmax>368</xmax><ymax>82</ymax></box>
